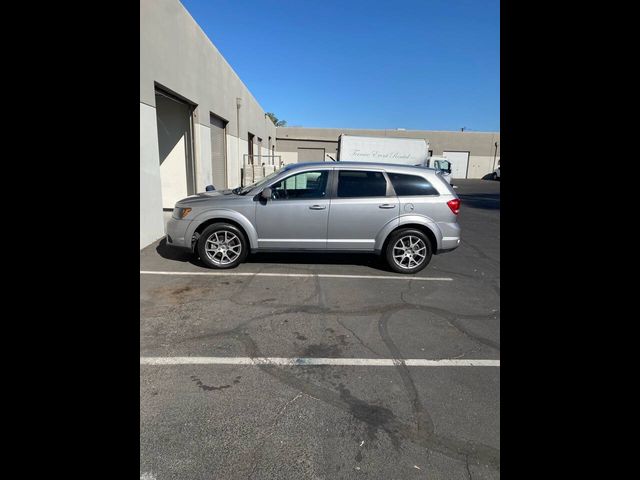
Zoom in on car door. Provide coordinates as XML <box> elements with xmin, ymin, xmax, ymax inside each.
<box><xmin>255</xmin><ymin>168</ymin><xmax>332</xmax><ymax>250</ymax></box>
<box><xmin>327</xmin><ymin>169</ymin><xmax>399</xmax><ymax>250</ymax></box>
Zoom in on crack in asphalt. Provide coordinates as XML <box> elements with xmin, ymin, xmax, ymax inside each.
<box><xmin>142</xmin><ymin>299</ymin><xmax>500</xmax><ymax>354</ymax></box>
<box><xmin>141</xmin><ymin>265</ymin><xmax>500</xmax><ymax>472</ymax></box>
<box><xmin>399</xmin><ymin>285</ymin><xmax>500</xmax><ymax>352</ymax></box>
<box><xmin>465</xmin><ymin>454</ymin><xmax>473</xmax><ymax>479</ymax></box>
<box><xmin>460</xmin><ymin>239</ymin><xmax>499</xmax><ymax>266</ymax></box>
<box><xmin>378</xmin><ymin>310</ymin><xmax>434</xmax><ymax>437</ymax></box>
<box><xmin>234</xmin><ymin>331</ymin><xmax>500</xmax><ymax>471</ymax></box>
<box><xmin>335</xmin><ymin>317</ymin><xmax>385</xmax><ymax>358</ymax></box>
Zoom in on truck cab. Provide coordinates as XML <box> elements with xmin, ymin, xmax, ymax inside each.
<box><xmin>427</xmin><ymin>155</ymin><xmax>453</xmax><ymax>186</ymax></box>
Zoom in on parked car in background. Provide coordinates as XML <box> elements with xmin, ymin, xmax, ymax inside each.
<box><xmin>166</xmin><ymin>162</ymin><xmax>461</xmax><ymax>274</ymax></box>
<box><xmin>492</xmin><ymin>159</ymin><xmax>501</xmax><ymax>180</ymax></box>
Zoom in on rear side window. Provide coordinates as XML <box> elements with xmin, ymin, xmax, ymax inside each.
<box><xmin>337</xmin><ymin>170</ymin><xmax>387</xmax><ymax>198</ymax></box>
<box><xmin>387</xmin><ymin>173</ymin><xmax>439</xmax><ymax>196</ymax></box>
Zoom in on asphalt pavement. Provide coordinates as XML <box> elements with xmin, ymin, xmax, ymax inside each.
<box><xmin>140</xmin><ymin>178</ymin><xmax>500</xmax><ymax>479</ymax></box>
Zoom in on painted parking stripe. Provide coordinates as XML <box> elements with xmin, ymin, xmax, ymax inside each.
<box><xmin>140</xmin><ymin>271</ymin><xmax>453</xmax><ymax>281</ymax></box>
<box><xmin>140</xmin><ymin>357</ymin><xmax>499</xmax><ymax>367</ymax></box>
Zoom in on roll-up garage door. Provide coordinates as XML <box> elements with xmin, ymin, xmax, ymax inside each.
<box><xmin>443</xmin><ymin>151</ymin><xmax>470</xmax><ymax>179</ymax></box>
<box><xmin>210</xmin><ymin>114</ymin><xmax>227</xmax><ymax>189</ymax></box>
<box><xmin>155</xmin><ymin>89</ymin><xmax>195</xmax><ymax>209</ymax></box>
<box><xmin>298</xmin><ymin>147</ymin><xmax>325</xmax><ymax>163</ymax></box>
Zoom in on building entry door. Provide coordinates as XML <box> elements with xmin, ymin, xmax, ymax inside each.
<box><xmin>443</xmin><ymin>151</ymin><xmax>470</xmax><ymax>179</ymax></box>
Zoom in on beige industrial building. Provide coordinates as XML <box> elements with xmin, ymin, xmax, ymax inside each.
<box><xmin>140</xmin><ymin>0</ymin><xmax>500</xmax><ymax>249</ymax></box>
<box><xmin>276</xmin><ymin>127</ymin><xmax>500</xmax><ymax>180</ymax></box>
<box><xmin>140</xmin><ymin>0</ymin><xmax>277</xmax><ymax>248</ymax></box>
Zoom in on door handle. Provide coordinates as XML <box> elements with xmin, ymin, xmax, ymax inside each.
<box><xmin>309</xmin><ymin>205</ymin><xmax>326</xmax><ymax>210</ymax></box>
<box><xmin>379</xmin><ymin>204</ymin><xmax>396</xmax><ymax>209</ymax></box>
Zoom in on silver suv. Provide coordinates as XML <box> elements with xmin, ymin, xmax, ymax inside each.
<box><xmin>166</xmin><ymin>162</ymin><xmax>461</xmax><ymax>274</ymax></box>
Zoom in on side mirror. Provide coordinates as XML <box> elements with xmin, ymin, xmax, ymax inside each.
<box><xmin>205</xmin><ymin>184</ymin><xmax>215</xmax><ymax>191</ymax></box>
<box><xmin>260</xmin><ymin>187</ymin><xmax>272</xmax><ymax>200</ymax></box>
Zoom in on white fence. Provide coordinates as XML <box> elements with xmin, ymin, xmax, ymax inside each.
<box><xmin>241</xmin><ymin>155</ymin><xmax>283</xmax><ymax>186</ymax></box>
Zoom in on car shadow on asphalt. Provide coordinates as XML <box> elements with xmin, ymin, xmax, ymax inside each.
<box><xmin>458</xmin><ymin>193</ymin><xmax>501</xmax><ymax>210</ymax></box>
<box><xmin>155</xmin><ymin>238</ymin><xmax>393</xmax><ymax>272</ymax></box>
<box><xmin>246</xmin><ymin>251</ymin><xmax>393</xmax><ymax>272</ymax></box>
<box><xmin>155</xmin><ymin>238</ymin><xmax>204</xmax><ymax>267</ymax></box>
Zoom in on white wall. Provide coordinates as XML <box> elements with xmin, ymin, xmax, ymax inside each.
<box><xmin>225</xmin><ymin>134</ymin><xmax>238</xmax><ymax>188</ymax></box>
<box><xmin>468</xmin><ymin>155</ymin><xmax>500</xmax><ymax>179</ymax></box>
<box><xmin>195</xmin><ymin>123</ymin><xmax>212</xmax><ymax>189</ymax></box>
<box><xmin>140</xmin><ymin>103</ymin><xmax>166</xmax><ymax>248</ymax></box>
<box><xmin>278</xmin><ymin>151</ymin><xmax>299</xmax><ymax>164</ymax></box>
<box><xmin>225</xmin><ymin>135</ymin><xmax>249</xmax><ymax>188</ymax></box>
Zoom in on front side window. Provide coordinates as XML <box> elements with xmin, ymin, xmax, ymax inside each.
<box><xmin>270</xmin><ymin>170</ymin><xmax>329</xmax><ymax>200</ymax></box>
<box><xmin>337</xmin><ymin>170</ymin><xmax>387</xmax><ymax>198</ymax></box>
<box><xmin>388</xmin><ymin>173</ymin><xmax>439</xmax><ymax>196</ymax></box>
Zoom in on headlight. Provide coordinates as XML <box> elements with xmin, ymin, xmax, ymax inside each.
<box><xmin>172</xmin><ymin>207</ymin><xmax>192</xmax><ymax>219</ymax></box>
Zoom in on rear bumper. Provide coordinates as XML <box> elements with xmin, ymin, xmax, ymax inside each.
<box><xmin>436</xmin><ymin>222</ymin><xmax>461</xmax><ymax>253</ymax></box>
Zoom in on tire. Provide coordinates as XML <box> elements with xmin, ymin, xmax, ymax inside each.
<box><xmin>385</xmin><ymin>229</ymin><xmax>433</xmax><ymax>274</ymax></box>
<box><xmin>491</xmin><ymin>172</ymin><xmax>498</xmax><ymax>180</ymax></box>
<box><xmin>197</xmin><ymin>223</ymin><xmax>248</xmax><ymax>269</ymax></box>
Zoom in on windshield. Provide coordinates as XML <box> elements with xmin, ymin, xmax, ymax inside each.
<box><xmin>236</xmin><ymin>167</ymin><xmax>286</xmax><ymax>194</ymax></box>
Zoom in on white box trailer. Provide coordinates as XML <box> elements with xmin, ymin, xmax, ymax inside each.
<box><xmin>336</xmin><ymin>134</ymin><xmax>453</xmax><ymax>185</ymax></box>
<box><xmin>336</xmin><ymin>134</ymin><xmax>429</xmax><ymax>166</ymax></box>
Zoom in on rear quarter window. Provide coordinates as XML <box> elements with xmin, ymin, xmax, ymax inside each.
<box><xmin>337</xmin><ymin>170</ymin><xmax>388</xmax><ymax>197</ymax></box>
<box><xmin>387</xmin><ymin>173</ymin><xmax>439</xmax><ymax>196</ymax></box>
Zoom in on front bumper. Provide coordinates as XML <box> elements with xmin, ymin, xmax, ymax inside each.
<box><xmin>166</xmin><ymin>217</ymin><xmax>193</xmax><ymax>250</ymax></box>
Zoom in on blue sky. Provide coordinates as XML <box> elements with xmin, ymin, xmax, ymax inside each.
<box><xmin>180</xmin><ymin>0</ymin><xmax>500</xmax><ymax>132</ymax></box>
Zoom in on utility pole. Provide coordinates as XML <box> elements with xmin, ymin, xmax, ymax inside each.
<box><xmin>236</xmin><ymin>97</ymin><xmax>242</xmax><ymax>186</ymax></box>
<box><xmin>492</xmin><ymin>141</ymin><xmax>498</xmax><ymax>171</ymax></box>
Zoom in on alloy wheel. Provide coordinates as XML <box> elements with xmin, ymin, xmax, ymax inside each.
<box><xmin>392</xmin><ymin>235</ymin><xmax>427</xmax><ymax>270</ymax></box>
<box><xmin>204</xmin><ymin>230</ymin><xmax>242</xmax><ymax>265</ymax></box>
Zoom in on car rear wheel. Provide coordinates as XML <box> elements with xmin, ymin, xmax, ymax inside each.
<box><xmin>385</xmin><ymin>229</ymin><xmax>432</xmax><ymax>274</ymax></box>
<box><xmin>197</xmin><ymin>223</ymin><xmax>248</xmax><ymax>269</ymax></box>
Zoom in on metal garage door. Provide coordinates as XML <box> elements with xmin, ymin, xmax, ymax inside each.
<box><xmin>155</xmin><ymin>89</ymin><xmax>195</xmax><ymax>209</ymax></box>
<box><xmin>443</xmin><ymin>151</ymin><xmax>470</xmax><ymax>179</ymax></box>
<box><xmin>210</xmin><ymin>114</ymin><xmax>227</xmax><ymax>189</ymax></box>
<box><xmin>298</xmin><ymin>147</ymin><xmax>325</xmax><ymax>163</ymax></box>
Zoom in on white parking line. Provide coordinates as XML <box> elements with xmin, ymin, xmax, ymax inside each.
<box><xmin>140</xmin><ymin>357</ymin><xmax>499</xmax><ymax>367</ymax></box>
<box><xmin>140</xmin><ymin>271</ymin><xmax>453</xmax><ymax>281</ymax></box>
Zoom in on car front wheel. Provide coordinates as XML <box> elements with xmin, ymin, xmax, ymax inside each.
<box><xmin>385</xmin><ymin>229</ymin><xmax>432</xmax><ymax>274</ymax></box>
<box><xmin>197</xmin><ymin>223</ymin><xmax>248</xmax><ymax>269</ymax></box>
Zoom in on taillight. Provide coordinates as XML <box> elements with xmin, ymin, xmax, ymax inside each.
<box><xmin>447</xmin><ymin>198</ymin><xmax>460</xmax><ymax>215</ymax></box>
